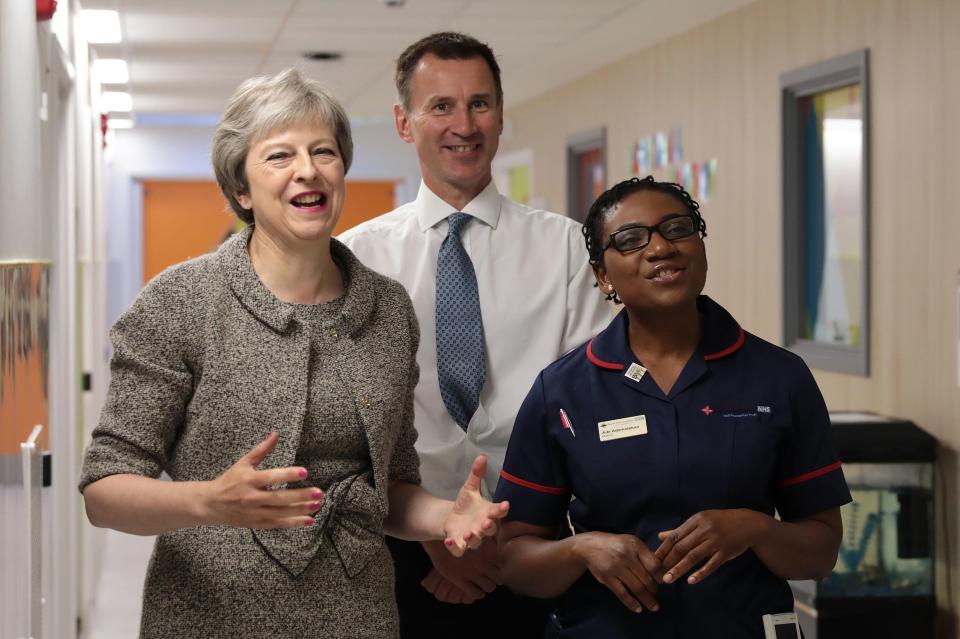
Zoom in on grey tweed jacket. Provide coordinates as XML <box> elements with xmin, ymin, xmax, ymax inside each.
<box><xmin>80</xmin><ymin>227</ymin><xmax>421</xmax><ymax>636</ymax></box>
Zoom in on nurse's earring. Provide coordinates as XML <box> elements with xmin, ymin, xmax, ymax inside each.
<box><xmin>603</xmin><ymin>283</ymin><xmax>621</xmax><ymax>305</ymax></box>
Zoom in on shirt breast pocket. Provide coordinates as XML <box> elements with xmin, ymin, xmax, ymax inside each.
<box><xmin>727</xmin><ymin>407</ymin><xmax>784</xmax><ymax>508</ymax></box>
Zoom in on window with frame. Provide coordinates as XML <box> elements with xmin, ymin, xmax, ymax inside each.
<box><xmin>782</xmin><ymin>50</ymin><xmax>870</xmax><ymax>376</ymax></box>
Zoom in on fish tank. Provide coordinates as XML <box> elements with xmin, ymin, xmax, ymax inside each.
<box><xmin>790</xmin><ymin>413</ymin><xmax>936</xmax><ymax>639</ymax></box>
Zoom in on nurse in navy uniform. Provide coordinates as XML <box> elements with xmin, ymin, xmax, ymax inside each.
<box><xmin>494</xmin><ymin>176</ymin><xmax>850</xmax><ymax>638</ymax></box>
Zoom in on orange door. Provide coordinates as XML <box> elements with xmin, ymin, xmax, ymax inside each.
<box><xmin>142</xmin><ymin>180</ymin><xmax>235</xmax><ymax>285</ymax></box>
<box><xmin>336</xmin><ymin>180</ymin><xmax>396</xmax><ymax>235</ymax></box>
<box><xmin>142</xmin><ymin>179</ymin><xmax>396</xmax><ymax>286</ymax></box>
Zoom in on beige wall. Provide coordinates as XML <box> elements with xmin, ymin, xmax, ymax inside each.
<box><xmin>501</xmin><ymin>0</ymin><xmax>959</xmax><ymax>630</ymax></box>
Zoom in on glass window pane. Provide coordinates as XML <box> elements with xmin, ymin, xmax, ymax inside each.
<box><xmin>799</xmin><ymin>83</ymin><xmax>864</xmax><ymax>346</ymax></box>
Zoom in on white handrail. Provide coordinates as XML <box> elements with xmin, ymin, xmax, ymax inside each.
<box><xmin>20</xmin><ymin>424</ymin><xmax>43</xmax><ymax>639</ymax></box>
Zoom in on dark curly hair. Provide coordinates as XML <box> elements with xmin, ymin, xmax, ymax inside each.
<box><xmin>582</xmin><ymin>176</ymin><xmax>707</xmax><ymax>303</ymax></box>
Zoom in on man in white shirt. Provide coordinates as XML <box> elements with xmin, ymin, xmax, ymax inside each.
<box><xmin>339</xmin><ymin>32</ymin><xmax>609</xmax><ymax>638</ymax></box>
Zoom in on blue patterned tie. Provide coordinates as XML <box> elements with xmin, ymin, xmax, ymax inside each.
<box><xmin>436</xmin><ymin>213</ymin><xmax>486</xmax><ymax>431</ymax></box>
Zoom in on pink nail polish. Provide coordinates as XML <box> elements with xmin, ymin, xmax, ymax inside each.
<box><xmin>298</xmin><ymin>468</ymin><xmax>308</xmax><ymax>478</ymax></box>
<box><xmin>310</xmin><ymin>501</ymin><xmax>321</xmax><ymax>510</ymax></box>
<box><xmin>311</xmin><ymin>489</ymin><xmax>323</xmax><ymax>499</ymax></box>
<box><xmin>304</xmin><ymin>518</ymin><xmax>315</xmax><ymax>526</ymax></box>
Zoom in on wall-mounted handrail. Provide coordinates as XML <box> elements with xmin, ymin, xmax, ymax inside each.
<box><xmin>20</xmin><ymin>424</ymin><xmax>43</xmax><ymax>639</ymax></box>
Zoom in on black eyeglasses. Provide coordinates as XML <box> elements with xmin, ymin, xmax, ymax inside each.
<box><xmin>601</xmin><ymin>214</ymin><xmax>700</xmax><ymax>254</ymax></box>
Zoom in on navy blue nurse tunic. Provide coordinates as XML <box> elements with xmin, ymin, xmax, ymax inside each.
<box><xmin>495</xmin><ymin>296</ymin><xmax>851</xmax><ymax>638</ymax></box>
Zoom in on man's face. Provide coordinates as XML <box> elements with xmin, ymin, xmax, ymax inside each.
<box><xmin>395</xmin><ymin>54</ymin><xmax>503</xmax><ymax>207</ymax></box>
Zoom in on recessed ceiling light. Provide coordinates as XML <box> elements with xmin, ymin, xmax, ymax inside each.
<box><xmin>79</xmin><ymin>10</ymin><xmax>122</xmax><ymax>44</ymax></box>
<box><xmin>93</xmin><ymin>59</ymin><xmax>129</xmax><ymax>84</ymax></box>
<box><xmin>303</xmin><ymin>51</ymin><xmax>342</xmax><ymax>61</ymax></box>
<box><xmin>101</xmin><ymin>91</ymin><xmax>132</xmax><ymax>112</ymax></box>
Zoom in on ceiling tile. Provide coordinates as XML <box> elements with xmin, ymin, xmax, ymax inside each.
<box><xmin>82</xmin><ymin>0</ymin><xmax>755</xmax><ymax>120</ymax></box>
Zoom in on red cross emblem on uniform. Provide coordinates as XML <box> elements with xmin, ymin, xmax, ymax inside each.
<box><xmin>701</xmin><ymin>405</ymin><xmax>714</xmax><ymax>415</ymax></box>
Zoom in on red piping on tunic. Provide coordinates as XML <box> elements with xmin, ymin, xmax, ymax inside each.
<box><xmin>704</xmin><ymin>326</ymin><xmax>745</xmax><ymax>360</ymax></box>
<box><xmin>500</xmin><ymin>470</ymin><xmax>567</xmax><ymax>495</ymax></box>
<box><xmin>586</xmin><ymin>338</ymin><xmax>624</xmax><ymax>370</ymax></box>
<box><xmin>778</xmin><ymin>461</ymin><xmax>843</xmax><ymax>487</ymax></box>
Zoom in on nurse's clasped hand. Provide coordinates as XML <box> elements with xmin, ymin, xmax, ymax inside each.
<box><xmin>654</xmin><ymin>508</ymin><xmax>767</xmax><ymax>585</ymax></box>
<box><xmin>575</xmin><ymin>532</ymin><xmax>665</xmax><ymax>613</ymax></box>
<box><xmin>421</xmin><ymin>536</ymin><xmax>502</xmax><ymax>604</ymax></box>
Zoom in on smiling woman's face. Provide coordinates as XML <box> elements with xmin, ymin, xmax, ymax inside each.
<box><xmin>592</xmin><ymin>189</ymin><xmax>707</xmax><ymax>314</ymax></box>
<box><xmin>236</xmin><ymin>118</ymin><xmax>345</xmax><ymax>246</ymax></box>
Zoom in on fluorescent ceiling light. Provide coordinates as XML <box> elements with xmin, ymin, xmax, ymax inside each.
<box><xmin>102</xmin><ymin>91</ymin><xmax>133</xmax><ymax>112</ymax></box>
<box><xmin>93</xmin><ymin>59</ymin><xmax>129</xmax><ymax>84</ymax></box>
<box><xmin>79</xmin><ymin>10</ymin><xmax>122</xmax><ymax>44</ymax></box>
<box><xmin>107</xmin><ymin>118</ymin><xmax>134</xmax><ymax>129</ymax></box>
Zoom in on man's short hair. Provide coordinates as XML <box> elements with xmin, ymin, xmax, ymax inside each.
<box><xmin>395</xmin><ymin>32</ymin><xmax>502</xmax><ymax>111</ymax></box>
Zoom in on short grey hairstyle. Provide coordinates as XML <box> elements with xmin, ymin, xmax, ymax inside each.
<box><xmin>212</xmin><ymin>68</ymin><xmax>353</xmax><ymax>223</ymax></box>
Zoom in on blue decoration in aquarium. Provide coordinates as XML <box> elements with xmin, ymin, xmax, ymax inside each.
<box><xmin>839</xmin><ymin>507</ymin><xmax>879</xmax><ymax>572</ymax></box>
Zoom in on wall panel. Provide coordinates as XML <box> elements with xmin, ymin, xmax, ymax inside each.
<box><xmin>500</xmin><ymin>0</ymin><xmax>960</xmax><ymax>630</ymax></box>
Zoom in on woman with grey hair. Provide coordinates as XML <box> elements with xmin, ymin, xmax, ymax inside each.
<box><xmin>79</xmin><ymin>68</ymin><xmax>507</xmax><ymax>638</ymax></box>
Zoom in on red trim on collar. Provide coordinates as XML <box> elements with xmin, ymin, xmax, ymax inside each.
<box><xmin>703</xmin><ymin>326</ymin><xmax>745</xmax><ymax>361</ymax></box>
<box><xmin>777</xmin><ymin>461</ymin><xmax>843</xmax><ymax>487</ymax></box>
<box><xmin>500</xmin><ymin>470</ymin><xmax>567</xmax><ymax>495</ymax></box>
<box><xmin>586</xmin><ymin>338</ymin><xmax>625</xmax><ymax>370</ymax></box>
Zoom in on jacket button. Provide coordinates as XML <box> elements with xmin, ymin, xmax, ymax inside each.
<box><xmin>359</xmin><ymin>395</ymin><xmax>370</xmax><ymax>408</ymax></box>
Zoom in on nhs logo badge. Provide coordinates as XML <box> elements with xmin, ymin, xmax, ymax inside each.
<box><xmin>757</xmin><ymin>405</ymin><xmax>771</xmax><ymax>414</ymax></box>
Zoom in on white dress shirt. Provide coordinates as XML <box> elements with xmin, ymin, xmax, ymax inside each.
<box><xmin>338</xmin><ymin>181</ymin><xmax>611</xmax><ymax>499</ymax></box>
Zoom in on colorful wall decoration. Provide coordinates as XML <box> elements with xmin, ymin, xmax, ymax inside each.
<box><xmin>630</xmin><ymin>127</ymin><xmax>718</xmax><ymax>202</ymax></box>
<box><xmin>0</xmin><ymin>262</ymin><xmax>51</xmax><ymax>458</ymax></box>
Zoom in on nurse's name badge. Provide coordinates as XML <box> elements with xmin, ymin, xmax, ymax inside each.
<box><xmin>597</xmin><ymin>415</ymin><xmax>648</xmax><ymax>442</ymax></box>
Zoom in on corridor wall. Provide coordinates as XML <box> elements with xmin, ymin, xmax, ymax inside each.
<box><xmin>0</xmin><ymin>1</ymin><xmax>108</xmax><ymax>638</ymax></box>
<box><xmin>499</xmin><ymin>0</ymin><xmax>960</xmax><ymax>631</ymax></box>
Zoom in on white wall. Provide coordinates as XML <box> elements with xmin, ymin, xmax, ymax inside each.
<box><xmin>0</xmin><ymin>2</ymin><xmax>97</xmax><ymax>637</ymax></box>
<box><xmin>349</xmin><ymin>116</ymin><xmax>423</xmax><ymax>203</ymax></box>
<box><xmin>104</xmin><ymin>125</ymin><xmax>216</xmax><ymax>323</ymax></box>
<box><xmin>105</xmin><ymin>116</ymin><xmax>422</xmax><ymax>323</ymax></box>
<box><xmin>0</xmin><ymin>3</ymin><xmax>45</xmax><ymax>636</ymax></box>
<box><xmin>0</xmin><ymin>0</ymin><xmax>45</xmax><ymax>260</ymax></box>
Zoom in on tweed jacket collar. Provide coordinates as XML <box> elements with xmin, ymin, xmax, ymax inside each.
<box><xmin>216</xmin><ymin>225</ymin><xmax>376</xmax><ymax>336</ymax></box>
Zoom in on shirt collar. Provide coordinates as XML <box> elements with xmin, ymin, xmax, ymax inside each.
<box><xmin>586</xmin><ymin>295</ymin><xmax>745</xmax><ymax>370</ymax></box>
<box><xmin>415</xmin><ymin>179</ymin><xmax>502</xmax><ymax>232</ymax></box>
<box><xmin>216</xmin><ymin>225</ymin><xmax>376</xmax><ymax>336</ymax></box>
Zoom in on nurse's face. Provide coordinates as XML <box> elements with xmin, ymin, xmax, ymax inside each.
<box><xmin>592</xmin><ymin>189</ymin><xmax>707</xmax><ymax>314</ymax></box>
